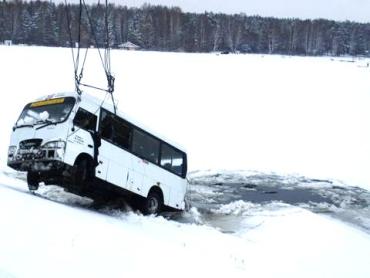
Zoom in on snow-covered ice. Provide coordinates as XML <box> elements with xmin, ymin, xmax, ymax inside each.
<box><xmin>0</xmin><ymin>45</ymin><xmax>370</xmax><ymax>277</ymax></box>
<box><xmin>1</xmin><ymin>168</ymin><xmax>370</xmax><ymax>277</ymax></box>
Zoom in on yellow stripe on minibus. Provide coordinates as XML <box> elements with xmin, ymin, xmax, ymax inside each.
<box><xmin>30</xmin><ymin>98</ymin><xmax>65</xmax><ymax>107</ymax></box>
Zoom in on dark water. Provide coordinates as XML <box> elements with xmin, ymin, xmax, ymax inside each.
<box><xmin>186</xmin><ymin>172</ymin><xmax>370</xmax><ymax>233</ymax></box>
<box><xmin>208</xmin><ymin>183</ymin><xmax>330</xmax><ymax>204</ymax></box>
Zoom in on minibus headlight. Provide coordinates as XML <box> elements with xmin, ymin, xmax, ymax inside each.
<box><xmin>42</xmin><ymin>140</ymin><xmax>66</xmax><ymax>149</ymax></box>
<box><xmin>8</xmin><ymin>146</ymin><xmax>17</xmax><ymax>157</ymax></box>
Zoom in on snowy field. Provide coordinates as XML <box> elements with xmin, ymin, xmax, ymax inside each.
<box><xmin>0</xmin><ymin>45</ymin><xmax>370</xmax><ymax>189</ymax></box>
<box><xmin>1</xmin><ymin>45</ymin><xmax>370</xmax><ymax>277</ymax></box>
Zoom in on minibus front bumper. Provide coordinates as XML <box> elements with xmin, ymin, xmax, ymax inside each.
<box><xmin>7</xmin><ymin>159</ymin><xmax>66</xmax><ymax>172</ymax></box>
<box><xmin>7</xmin><ymin>140</ymin><xmax>67</xmax><ymax>172</ymax></box>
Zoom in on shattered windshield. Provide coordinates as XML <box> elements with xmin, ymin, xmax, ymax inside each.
<box><xmin>16</xmin><ymin>97</ymin><xmax>76</xmax><ymax>127</ymax></box>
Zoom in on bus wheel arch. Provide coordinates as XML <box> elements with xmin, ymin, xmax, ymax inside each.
<box><xmin>142</xmin><ymin>186</ymin><xmax>164</xmax><ymax>215</ymax></box>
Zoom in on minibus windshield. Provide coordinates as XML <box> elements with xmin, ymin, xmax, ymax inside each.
<box><xmin>16</xmin><ymin>97</ymin><xmax>76</xmax><ymax>128</ymax></box>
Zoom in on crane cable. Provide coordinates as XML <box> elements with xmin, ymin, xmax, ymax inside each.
<box><xmin>65</xmin><ymin>0</ymin><xmax>116</xmax><ymax>113</ymax></box>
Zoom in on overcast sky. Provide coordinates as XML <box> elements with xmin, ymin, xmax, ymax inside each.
<box><xmin>79</xmin><ymin>0</ymin><xmax>370</xmax><ymax>22</ymax></box>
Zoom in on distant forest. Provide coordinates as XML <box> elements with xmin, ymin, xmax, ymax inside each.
<box><xmin>1</xmin><ymin>0</ymin><xmax>370</xmax><ymax>56</ymax></box>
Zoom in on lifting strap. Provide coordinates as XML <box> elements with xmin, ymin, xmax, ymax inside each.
<box><xmin>65</xmin><ymin>0</ymin><xmax>117</xmax><ymax>113</ymax></box>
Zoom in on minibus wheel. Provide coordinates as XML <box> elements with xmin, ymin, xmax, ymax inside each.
<box><xmin>73</xmin><ymin>157</ymin><xmax>92</xmax><ymax>190</ymax></box>
<box><xmin>27</xmin><ymin>172</ymin><xmax>39</xmax><ymax>191</ymax></box>
<box><xmin>143</xmin><ymin>190</ymin><xmax>163</xmax><ymax>215</ymax></box>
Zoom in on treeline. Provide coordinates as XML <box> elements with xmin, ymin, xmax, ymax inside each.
<box><xmin>1</xmin><ymin>0</ymin><xmax>370</xmax><ymax>56</ymax></box>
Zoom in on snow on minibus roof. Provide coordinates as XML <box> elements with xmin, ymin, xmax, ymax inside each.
<box><xmin>33</xmin><ymin>92</ymin><xmax>187</xmax><ymax>153</ymax></box>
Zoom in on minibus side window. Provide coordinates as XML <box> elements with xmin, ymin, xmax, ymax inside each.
<box><xmin>160</xmin><ymin>144</ymin><xmax>184</xmax><ymax>177</ymax></box>
<box><xmin>73</xmin><ymin>108</ymin><xmax>97</xmax><ymax>132</ymax></box>
<box><xmin>99</xmin><ymin>110</ymin><xmax>114</xmax><ymax>141</ymax></box>
<box><xmin>132</xmin><ymin>129</ymin><xmax>160</xmax><ymax>164</ymax></box>
<box><xmin>112</xmin><ymin>116</ymin><xmax>132</xmax><ymax>150</ymax></box>
<box><xmin>99</xmin><ymin>109</ymin><xmax>132</xmax><ymax>150</ymax></box>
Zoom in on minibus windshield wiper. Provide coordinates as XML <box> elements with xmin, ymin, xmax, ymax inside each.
<box><xmin>36</xmin><ymin>120</ymin><xmax>58</xmax><ymax>130</ymax></box>
<box><xmin>14</xmin><ymin>124</ymin><xmax>34</xmax><ymax>130</ymax></box>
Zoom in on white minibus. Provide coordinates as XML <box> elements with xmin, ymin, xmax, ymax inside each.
<box><xmin>7</xmin><ymin>92</ymin><xmax>188</xmax><ymax>214</ymax></box>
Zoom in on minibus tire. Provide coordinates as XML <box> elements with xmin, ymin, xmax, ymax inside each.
<box><xmin>143</xmin><ymin>191</ymin><xmax>163</xmax><ymax>215</ymax></box>
<box><xmin>74</xmin><ymin>158</ymin><xmax>92</xmax><ymax>190</ymax></box>
<box><xmin>27</xmin><ymin>172</ymin><xmax>39</xmax><ymax>191</ymax></box>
